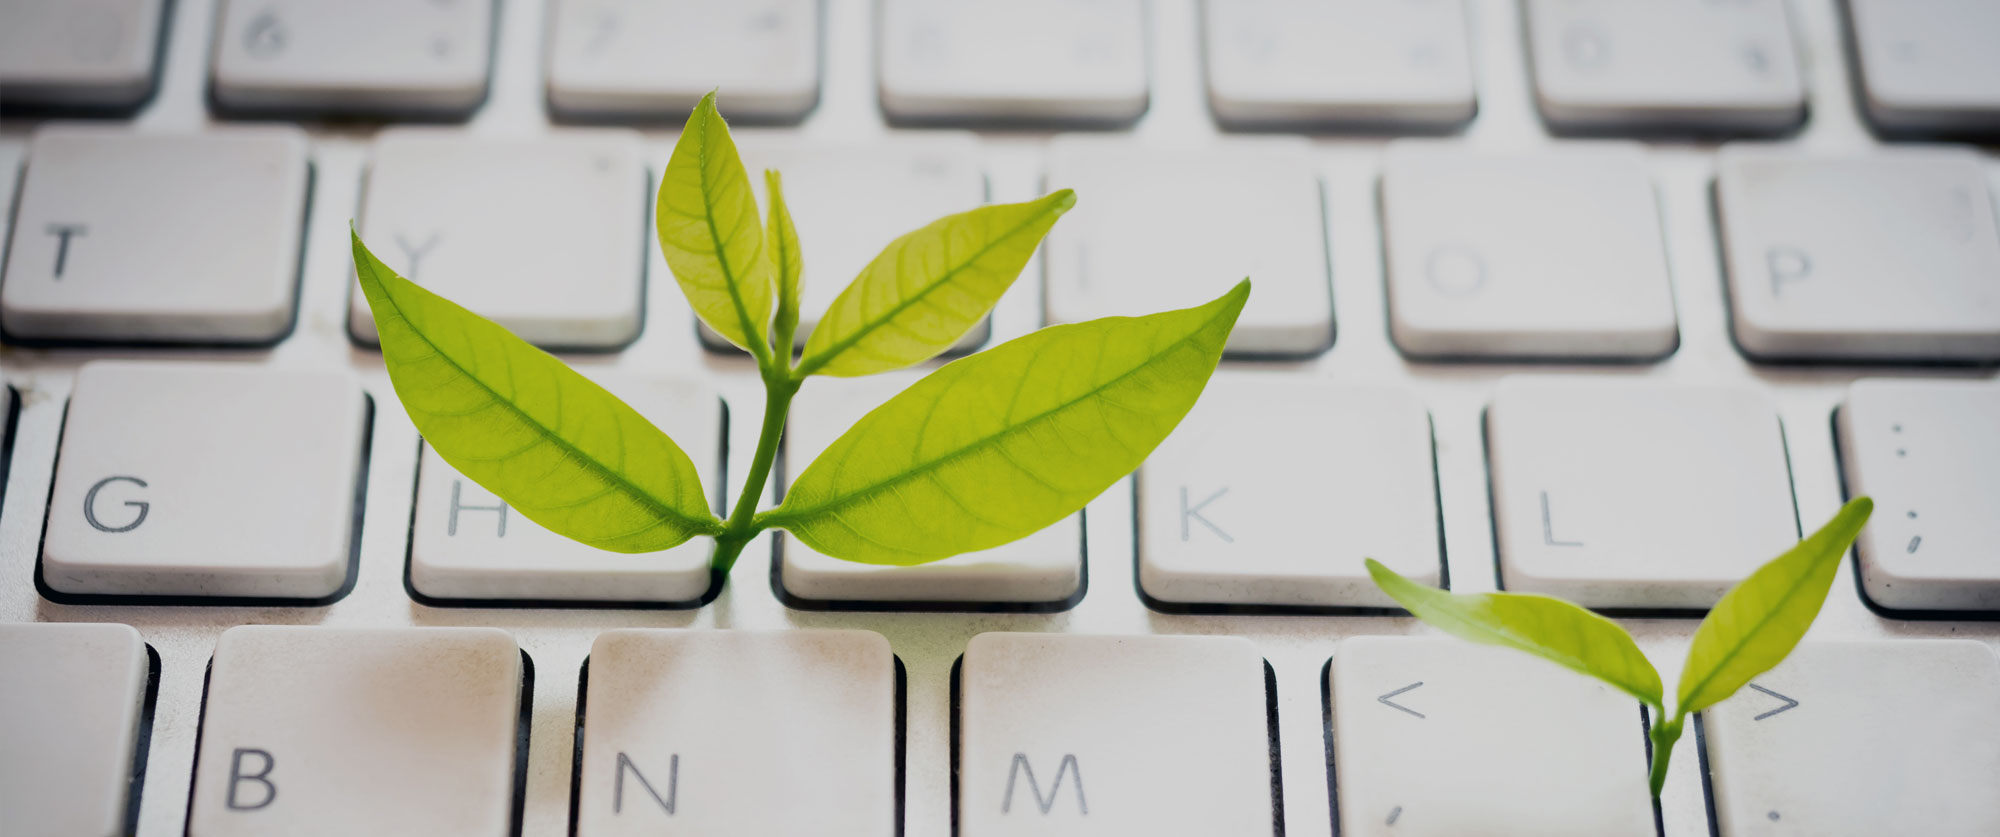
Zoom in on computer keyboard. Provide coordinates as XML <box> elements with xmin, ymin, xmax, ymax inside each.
<box><xmin>1</xmin><ymin>1</ymin><xmax>1998</xmax><ymax>835</ymax></box>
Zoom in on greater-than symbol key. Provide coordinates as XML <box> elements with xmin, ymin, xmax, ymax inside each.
<box><xmin>1747</xmin><ymin>683</ymin><xmax>1798</xmax><ymax>721</ymax></box>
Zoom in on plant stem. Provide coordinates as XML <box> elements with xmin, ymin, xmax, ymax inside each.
<box><xmin>710</xmin><ymin>367</ymin><xmax>799</xmax><ymax>575</ymax></box>
<box><xmin>1647</xmin><ymin>714</ymin><xmax>1684</xmax><ymax>799</ymax></box>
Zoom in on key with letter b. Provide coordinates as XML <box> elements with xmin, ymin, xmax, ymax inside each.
<box><xmin>187</xmin><ymin>627</ymin><xmax>523</xmax><ymax>837</ymax></box>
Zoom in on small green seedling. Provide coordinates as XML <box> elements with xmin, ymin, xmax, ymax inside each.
<box><xmin>350</xmin><ymin>92</ymin><xmax>1248</xmax><ymax>582</ymax></box>
<box><xmin>1368</xmin><ymin>497</ymin><xmax>1874</xmax><ymax>799</ymax></box>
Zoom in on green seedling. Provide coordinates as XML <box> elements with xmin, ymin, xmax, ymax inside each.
<box><xmin>1368</xmin><ymin>497</ymin><xmax>1874</xmax><ymax>799</ymax></box>
<box><xmin>351</xmin><ymin>92</ymin><xmax>1248</xmax><ymax>581</ymax></box>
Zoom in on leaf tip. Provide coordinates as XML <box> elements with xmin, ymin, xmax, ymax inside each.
<box><xmin>1047</xmin><ymin>188</ymin><xmax>1078</xmax><ymax>213</ymax></box>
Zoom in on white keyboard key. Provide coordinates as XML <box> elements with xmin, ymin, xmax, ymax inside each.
<box><xmin>1045</xmin><ymin>138</ymin><xmax>1332</xmax><ymax>358</ymax></box>
<box><xmin>1330</xmin><ymin>637</ymin><xmax>1655</xmax><ymax>836</ymax></box>
<box><xmin>715</xmin><ymin>136</ymin><xmax>990</xmax><ymax>354</ymax></box>
<box><xmin>0</xmin><ymin>0</ymin><xmax>165</xmax><ymax>110</ymax></box>
<box><xmin>779</xmin><ymin>380</ymin><xmax>1083</xmax><ymax>606</ymax></box>
<box><xmin>1138</xmin><ymin>379</ymin><xmax>1441</xmax><ymax>609</ymax></box>
<box><xmin>1837</xmin><ymin>379</ymin><xmax>2000</xmax><ymax>612</ymax></box>
<box><xmin>1702</xmin><ymin>641</ymin><xmax>2000</xmax><ymax>836</ymax></box>
<box><xmin>1381</xmin><ymin>143</ymin><xmax>1678</xmax><ymax>360</ymax></box>
<box><xmin>1202</xmin><ymin>0</ymin><xmax>1475</xmax><ymax>130</ymax></box>
<box><xmin>0</xmin><ymin>623</ymin><xmax>149</xmax><ymax>837</ymax></box>
<box><xmin>1523</xmin><ymin>0</ymin><xmax>1806</xmax><ymax>134</ymax></box>
<box><xmin>959</xmin><ymin>632</ymin><xmax>1272</xmax><ymax>835</ymax></box>
<box><xmin>188</xmin><ymin>626</ymin><xmax>521</xmax><ymax>837</ymax></box>
<box><xmin>1</xmin><ymin>127</ymin><xmax>309</xmax><ymax>345</ymax></box>
<box><xmin>578</xmin><ymin>630</ymin><xmax>896</xmax><ymax>835</ymax></box>
<box><xmin>351</xmin><ymin>130</ymin><xmax>646</xmax><ymax>351</ymax></box>
<box><xmin>1488</xmin><ymin>377</ymin><xmax>1799</xmax><ymax>609</ymax></box>
<box><xmin>208</xmin><ymin>0</ymin><xmax>494</xmax><ymax>116</ymax></box>
<box><xmin>410</xmin><ymin>379</ymin><xmax>723</xmax><ymax>604</ymax></box>
<box><xmin>1717</xmin><ymin>147</ymin><xmax>2000</xmax><ymax>362</ymax></box>
<box><xmin>546</xmin><ymin>0</ymin><xmax>819</xmax><ymax>121</ymax></box>
<box><xmin>42</xmin><ymin>362</ymin><xmax>369</xmax><ymax>600</ymax></box>
<box><xmin>877</xmin><ymin>0</ymin><xmax>1148</xmax><ymax>125</ymax></box>
<box><xmin>1846</xmin><ymin>0</ymin><xmax>2000</xmax><ymax>135</ymax></box>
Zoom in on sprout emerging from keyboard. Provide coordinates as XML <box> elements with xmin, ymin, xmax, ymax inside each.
<box><xmin>349</xmin><ymin>91</ymin><xmax>1248</xmax><ymax>585</ymax></box>
<box><xmin>1368</xmin><ymin>497</ymin><xmax>1874</xmax><ymax>800</ymax></box>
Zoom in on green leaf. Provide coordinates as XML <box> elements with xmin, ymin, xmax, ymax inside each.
<box><xmin>658</xmin><ymin>91</ymin><xmax>773</xmax><ymax>357</ymax></box>
<box><xmin>1366</xmin><ymin>559</ymin><xmax>1664</xmax><ymax>708</ymax></box>
<box><xmin>352</xmin><ymin>229</ymin><xmax>724</xmax><ymax>551</ymax></box>
<box><xmin>1675</xmin><ymin>497</ymin><xmax>1874</xmax><ymax>715</ymax></box>
<box><xmin>796</xmin><ymin>190</ymin><xmax>1077</xmax><ymax>378</ymax></box>
<box><xmin>765</xmin><ymin>169</ymin><xmax>803</xmax><ymax>351</ymax></box>
<box><xmin>769</xmin><ymin>279</ymin><xmax>1250</xmax><ymax>565</ymax></box>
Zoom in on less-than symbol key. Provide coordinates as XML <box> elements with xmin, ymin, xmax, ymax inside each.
<box><xmin>1378</xmin><ymin>682</ymin><xmax>1426</xmax><ymax>719</ymax></box>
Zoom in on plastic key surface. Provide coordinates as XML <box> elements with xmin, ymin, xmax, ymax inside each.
<box><xmin>575</xmin><ymin>629</ymin><xmax>897</xmax><ymax>836</ymax></box>
<box><xmin>41</xmin><ymin>362</ymin><xmax>369</xmax><ymax>600</ymax></box>
<box><xmin>1486</xmin><ymin>376</ymin><xmax>1799</xmax><ymax>610</ymax></box>
<box><xmin>0</xmin><ymin>0</ymin><xmax>165</xmax><ymax>110</ymax></box>
<box><xmin>208</xmin><ymin>0</ymin><xmax>494</xmax><ymax>117</ymax></box>
<box><xmin>186</xmin><ymin>626</ymin><xmax>522</xmax><ymax>837</ymax></box>
<box><xmin>958</xmin><ymin>632</ymin><xmax>1274</xmax><ymax>836</ymax></box>
<box><xmin>1837</xmin><ymin>379</ymin><xmax>2000</xmax><ymax>612</ymax></box>
<box><xmin>1</xmin><ymin>127</ymin><xmax>310</xmax><ymax>345</ymax></box>
<box><xmin>0</xmin><ymin>623</ymin><xmax>150</xmax><ymax>837</ymax></box>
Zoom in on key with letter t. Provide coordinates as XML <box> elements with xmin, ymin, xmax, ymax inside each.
<box><xmin>958</xmin><ymin>632</ymin><xmax>1273</xmax><ymax>836</ymax></box>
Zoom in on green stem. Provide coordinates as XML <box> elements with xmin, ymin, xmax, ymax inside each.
<box><xmin>710</xmin><ymin>368</ymin><xmax>799</xmax><ymax>575</ymax></box>
<box><xmin>1648</xmin><ymin>713</ymin><xmax>1684</xmax><ymax>799</ymax></box>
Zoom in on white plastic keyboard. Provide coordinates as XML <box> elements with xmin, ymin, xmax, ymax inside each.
<box><xmin>2</xmin><ymin>1</ymin><xmax>1998</xmax><ymax>835</ymax></box>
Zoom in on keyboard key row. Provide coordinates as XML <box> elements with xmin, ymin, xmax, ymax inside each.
<box><xmin>29</xmin><ymin>361</ymin><xmax>2000</xmax><ymax>615</ymax></box>
<box><xmin>9</xmin><ymin>128</ymin><xmax>1995</xmax><ymax>363</ymax></box>
<box><xmin>10</xmin><ymin>0</ymin><xmax>1999</xmax><ymax>136</ymax></box>
<box><xmin>7</xmin><ymin>625</ymin><xmax>1997</xmax><ymax>836</ymax></box>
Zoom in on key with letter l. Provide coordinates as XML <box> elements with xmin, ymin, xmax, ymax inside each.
<box><xmin>187</xmin><ymin>626</ymin><xmax>522</xmax><ymax>837</ymax></box>
<box><xmin>1138</xmin><ymin>378</ymin><xmax>1441</xmax><ymax>609</ymax></box>
<box><xmin>1702</xmin><ymin>641</ymin><xmax>2000</xmax><ymax>836</ymax></box>
<box><xmin>1486</xmin><ymin>376</ymin><xmax>1799</xmax><ymax>610</ymax></box>
<box><xmin>958</xmin><ymin>632</ymin><xmax>1273</xmax><ymax>836</ymax></box>
<box><xmin>41</xmin><ymin>362</ymin><xmax>369</xmax><ymax>600</ymax></box>
<box><xmin>0</xmin><ymin>623</ymin><xmax>149</xmax><ymax>837</ymax></box>
<box><xmin>1</xmin><ymin>127</ymin><xmax>310</xmax><ymax>345</ymax></box>
<box><xmin>1837</xmin><ymin>379</ymin><xmax>2000</xmax><ymax>612</ymax></box>
<box><xmin>1716</xmin><ymin>146</ymin><xmax>2000</xmax><ymax>363</ymax></box>
<box><xmin>576</xmin><ymin>630</ymin><xmax>896</xmax><ymax>836</ymax></box>
<box><xmin>1330</xmin><ymin>637</ymin><xmax>1656</xmax><ymax>836</ymax></box>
